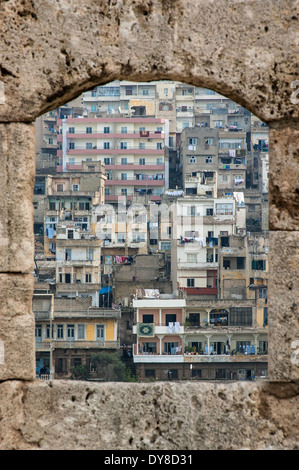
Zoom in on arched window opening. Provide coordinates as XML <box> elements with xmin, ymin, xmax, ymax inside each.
<box><xmin>33</xmin><ymin>80</ymin><xmax>269</xmax><ymax>383</ymax></box>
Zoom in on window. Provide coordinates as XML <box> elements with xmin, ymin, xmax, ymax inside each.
<box><xmin>187</xmin><ymin>254</ymin><xmax>197</xmax><ymax>263</ymax></box>
<box><xmin>121</xmin><ymin>188</ymin><xmax>127</xmax><ymax>195</ymax></box>
<box><xmin>86</xmin><ymin>247</ymin><xmax>94</xmax><ymax>261</ymax></box>
<box><xmin>104</xmin><ymin>157</ymin><xmax>111</xmax><ymax>165</ymax></box>
<box><xmin>104</xmin><ymin>127</ymin><xmax>110</xmax><ymax>134</ymax></box>
<box><xmin>91</xmin><ymin>105</ymin><xmax>97</xmax><ymax>113</ymax></box>
<box><xmin>139</xmin><ymin>158</ymin><xmax>145</xmax><ymax>165</ymax></box>
<box><xmin>230</xmin><ymin>307</ymin><xmax>252</xmax><ymax>326</ymax></box>
<box><xmin>65</xmin><ymin>248</ymin><xmax>71</xmax><ymax>261</ymax></box>
<box><xmin>189</xmin><ymin>138</ymin><xmax>197</xmax><ymax>145</ymax></box>
<box><xmin>252</xmin><ymin>259</ymin><xmax>266</xmax><ymax>270</ymax></box>
<box><xmin>77</xmin><ymin>324</ymin><xmax>85</xmax><ymax>340</ymax></box>
<box><xmin>192</xmin><ymin>369</ymin><xmax>202</xmax><ymax>378</ymax></box>
<box><xmin>46</xmin><ymin>324</ymin><xmax>54</xmax><ymax>339</ymax></box>
<box><xmin>206</xmin><ymin>156</ymin><xmax>213</xmax><ymax>164</ymax></box>
<box><xmin>121</xmin><ymin>127</ymin><xmax>127</xmax><ymax>134</ymax></box>
<box><xmin>72</xmin><ymin>184</ymin><xmax>79</xmax><ymax>192</ymax></box>
<box><xmin>189</xmin><ymin>156</ymin><xmax>197</xmax><ymax>164</ymax></box>
<box><xmin>104</xmin><ymin>142</ymin><xmax>110</xmax><ymax>149</ymax></box>
<box><xmin>35</xmin><ymin>324</ymin><xmax>42</xmax><ymax>341</ymax></box>
<box><xmin>164</xmin><ymin>342</ymin><xmax>179</xmax><ymax>354</ymax></box>
<box><xmin>121</xmin><ymin>173</ymin><xmax>127</xmax><ymax>180</ymax></box>
<box><xmin>120</xmin><ymin>142</ymin><xmax>127</xmax><ymax>149</ymax></box>
<box><xmin>85</xmin><ymin>274</ymin><xmax>92</xmax><ymax>283</ymax></box>
<box><xmin>142</xmin><ymin>88</ymin><xmax>149</xmax><ymax>95</ymax></box>
<box><xmin>86</xmin><ymin>127</ymin><xmax>92</xmax><ymax>133</ymax></box>
<box><xmin>73</xmin><ymin>358</ymin><xmax>82</xmax><ymax>368</ymax></box>
<box><xmin>157</xmin><ymin>142</ymin><xmax>162</xmax><ymax>149</ymax></box>
<box><xmin>165</xmin><ymin>314</ymin><xmax>177</xmax><ymax>326</ymax></box>
<box><xmin>139</xmin><ymin>142</ymin><xmax>145</xmax><ymax>149</ymax></box>
<box><xmin>117</xmin><ymin>232</ymin><xmax>126</xmax><ymax>243</ymax></box>
<box><xmin>57</xmin><ymin>324</ymin><xmax>64</xmax><ymax>339</ymax></box>
<box><xmin>121</xmin><ymin>157</ymin><xmax>127</xmax><ymax>165</ymax></box>
<box><xmin>156</xmin><ymin>158</ymin><xmax>163</xmax><ymax>165</ymax></box>
<box><xmin>167</xmin><ymin>369</ymin><xmax>179</xmax><ymax>379</ymax></box>
<box><xmin>86</xmin><ymin>143</ymin><xmax>92</xmax><ymax>149</ymax></box>
<box><xmin>206</xmin><ymin>208</ymin><xmax>213</xmax><ymax>216</ymax></box>
<box><xmin>215</xmin><ymin>203</ymin><xmax>234</xmax><ymax>215</ymax></box>
<box><xmin>69</xmin><ymin>142</ymin><xmax>75</xmax><ymax>149</ymax></box>
<box><xmin>49</xmin><ymin>202</ymin><xmax>56</xmax><ymax>211</ymax></box>
<box><xmin>187</xmin><ymin>278</ymin><xmax>195</xmax><ymax>287</ymax></box>
<box><xmin>56</xmin><ymin>184</ymin><xmax>63</xmax><ymax>192</ymax></box>
<box><xmin>143</xmin><ymin>314</ymin><xmax>154</xmax><ymax>323</ymax></box>
<box><xmin>223</xmin><ymin>259</ymin><xmax>230</xmax><ymax>269</ymax></box>
<box><xmin>237</xmin><ymin>257</ymin><xmax>246</xmax><ymax>269</ymax></box>
<box><xmin>67</xmin><ymin>324</ymin><xmax>75</xmax><ymax>340</ymax></box>
<box><xmin>187</xmin><ymin>205</ymin><xmax>196</xmax><ymax>216</ymax></box>
<box><xmin>96</xmin><ymin>325</ymin><xmax>105</xmax><ymax>341</ymax></box>
<box><xmin>67</xmin><ymin>230</ymin><xmax>73</xmax><ymax>239</ymax></box>
<box><xmin>145</xmin><ymin>369</ymin><xmax>155</xmax><ymax>378</ymax></box>
<box><xmin>68</xmin><ymin>127</ymin><xmax>75</xmax><ymax>134</ymax></box>
<box><xmin>65</xmin><ymin>273</ymin><xmax>71</xmax><ymax>283</ymax></box>
<box><xmin>142</xmin><ymin>342</ymin><xmax>156</xmax><ymax>353</ymax></box>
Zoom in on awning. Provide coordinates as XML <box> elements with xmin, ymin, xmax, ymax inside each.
<box><xmin>99</xmin><ymin>286</ymin><xmax>112</xmax><ymax>294</ymax></box>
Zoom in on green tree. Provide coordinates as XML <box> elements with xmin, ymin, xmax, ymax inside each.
<box><xmin>70</xmin><ymin>364</ymin><xmax>90</xmax><ymax>380</ymax></box>
<box><xmin>91</xmin><ymin>352</ymin><xmax>135</xmax><ymax>382</ymax></box>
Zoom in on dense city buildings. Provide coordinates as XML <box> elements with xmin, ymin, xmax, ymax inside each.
<box><xmin>33</xmin><ymin>81</ymin><xmax>269</xmax><ymax>381</ymax></box>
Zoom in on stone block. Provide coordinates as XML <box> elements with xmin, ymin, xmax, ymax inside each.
<box><xmin>268</xmin><ymin>231</ymin><xmax>299</xmax><ymax>381</ymax></box>
<box><xmin>0</xmin><ymin>273</ymin><xmax>35</xmax><ymax>381</ymax></box>
<box><xmin>0</xmin><ymin>1</ymin><xmax>299</xmax><ymax>123</ymax></box>
<box><xmin>269</xmin><ymin>126</ymin><xmax>299</xmax><ymax>231</ymax></box>
<box><xmin>0</xmin><ymin>123</ymin><xmax>35</xmax><ymax>273</ymax></box>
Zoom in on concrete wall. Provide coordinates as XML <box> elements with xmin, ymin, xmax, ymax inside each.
<box><xmin>0</xmin><ymin>0</ymin><xmax>299</xmax><ymax>450</ymax></box>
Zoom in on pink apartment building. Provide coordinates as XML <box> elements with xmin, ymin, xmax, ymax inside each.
<box><xmin>56</xmin><ymin>117</ymin><xmax>169</xmax><ymax>203</ymax></box>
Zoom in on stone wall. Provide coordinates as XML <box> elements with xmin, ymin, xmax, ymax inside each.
<box><xmin>0</xmin><ymin>0</ymin><xmax>298</xmax><ymax>450</ymax></box>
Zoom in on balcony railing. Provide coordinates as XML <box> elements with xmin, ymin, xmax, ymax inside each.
<box><xmin>35</xmin><ymin>339</ymin><xmax>120</xmax><ymax>349</ymax></box>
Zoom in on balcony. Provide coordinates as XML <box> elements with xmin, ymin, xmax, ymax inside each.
<box><xmin>36</xmin><ymin>339</ymin><xmax>120</xmax><ymax>349</ymax></box>
<box><xmin>133</xmin><ymin>323</ymin><xmax>184</xmax><ymax>336</ymax></box>
<box><xmin>105</xmin><ymin>178</ymin><xmax>164</xmax><ymax>186</ymax></box>
<box><xmin>183</xmin><ymin>354</ymin><xmax>268</xmax><ymax>364</ymax></box>
<box><xmin>180</xmin><ymin>287</ymin><xmax>218</xmax><ymax>296</ymax></box>
<box><xmin>57</xmin><ymin>131</ymin><xmax>165</xmax><ymax>141</ymax></box>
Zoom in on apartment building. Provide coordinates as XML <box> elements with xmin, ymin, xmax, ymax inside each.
<box><xmin>33</xmin><ymin>294</ymin><xmax>121</xmax><ymax>379</ymax></box>
<box><xmin>131</xmin><ymin>291</ymin><xmax>267</xmax><ymax>381</ymax></box>
<box><xmin>180</xmin><ymin>126</ymin><xmax>247</xmax><ymax>197</ymax></box>
<box><xmin>55</xmin><ymin>223</ymin><xmax>103</xmax><ymax>307</ymax></box>
<box><xmin>56</xmin><ymin>116</ymin><xmax>169</xmax><ymax>203</ymax></box>
<box><xmin>170</xmin><ymin>196</ymin><xmax>238</xmax><ymax>298</ymax></box>
<box><xmin>132</xmin><ymin>294</ymin><xmax>186</xmax><ymax>381</ymax></box>
<box><xmin>42</xmin><ymin>163</ymin><xmax>106</xmax><ymax>260</ymax></box>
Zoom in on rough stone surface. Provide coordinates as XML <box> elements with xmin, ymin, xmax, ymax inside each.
<box><xmin>0</xmin><ymin>274</ymin><xmax>35</xmax><ymax>381</ymax></box>
<box><xmin>269</xmin><ymin>126</ymin><xmax>299</xmax><ymax>231</ymax></box>
<box><xmin>0</xmin><ymin>0</ymin><xmax>299</xmax><ymax>123</ymax></box>
<box><xmin>0</xmin><ymin>380</ymin><xmax>297</xmax><ymax>450</ymax></box>
<box><xmin>0</xmin><ymin>0</ymin><xmax>299</xmax><ymax>452</ymax></box>
<box><xmin>268</xmin><ymin>231</ymin><xmax>299</xmax><ymax>382</ymax></box>
<box><xmin>0</xmin><ymin>123</ymin><xmax>35</xmax><ymax>273</ymax></box>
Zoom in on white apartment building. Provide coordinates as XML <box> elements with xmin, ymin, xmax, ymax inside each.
<box><xmin>170</xmin><ymin>196</ymin><xmax>237</xmax><ymax>298</ymax></box>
